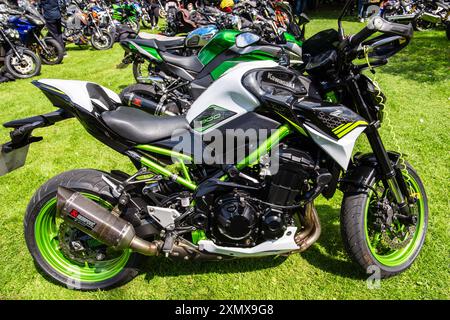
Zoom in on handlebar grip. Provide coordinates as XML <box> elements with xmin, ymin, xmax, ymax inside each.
<box><xmin>349</xmin><ymin>26</ymin><xmax>376</xmax><ymax>47</ymax></box>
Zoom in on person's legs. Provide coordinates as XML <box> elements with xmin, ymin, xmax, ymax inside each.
<box><xmin>358</xmin><ymin>0</ymin><xmax>365</xmax><ymax>21</ymax></box>
<box><xmin>153</xmin><ymin>6</ymin><xmax>160</xmax><ymax>28</ymax></box>
<box><xmin>294</xmin><ymin>0</ymin><xmax>304</xmax><ymax>15</ymax></box>
<box><xmin>46</xmin><ymin>19</ymin><xmax>65</xmax><ymax>51</ymax></box>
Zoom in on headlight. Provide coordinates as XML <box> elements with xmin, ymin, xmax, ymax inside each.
<box><xmin>5</xmin><ymin>28</ymin><xmax>19</xmax><ymax>39</ymax></box>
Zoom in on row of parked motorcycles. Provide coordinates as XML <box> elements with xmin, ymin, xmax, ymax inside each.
<box><xmin>119</xmin><ymin>0</ymin><xmax>308</xmax><ymax>87</ymax></box>
<box><xmin>0</xmin><ymin>0</ymin><xmax>146</xmax><ymax>80</ymax></box>
<box><xmin>371</xmin><ymin>0</ymin><xmax>450</xmax><ymax>38</ymax></box>
<box><xmin>0</xmin><ymin>0</ymin><xmax>64</xmax><ymax>80</ymax></box>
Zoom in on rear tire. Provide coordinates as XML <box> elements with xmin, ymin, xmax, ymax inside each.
<box><xmin>119</xmin><ymin>83</ymin><xmax>157</xmax><ymax>103</ymax></box>
<box><xmin>340</xmin><ymin>162</ymin><xmax>428</xmax><ymax>278</ymax></box>
<box><xmin>24</xmin><ymin>169</ymin><xmax>143</xmax><ymax>290</ymax></box>
<box><xmin>40</xmin><ymin>38</ymin><xmax>64</xmax><ymax>65</ymax></box>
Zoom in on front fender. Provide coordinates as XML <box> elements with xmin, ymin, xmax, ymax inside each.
<box><xmin>339</xmin><ymin>151</ymin><xmax>402</xmax><ymax>194</ymax></box>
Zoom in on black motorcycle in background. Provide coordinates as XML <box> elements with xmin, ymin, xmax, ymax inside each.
<box><xmin>380</xmin><ymin>0</ymin><xmax>449</xmax><ymax>38</ymax></box>
<box><xmin>413</xmin><ymin>0</ymin><xmax>449</xmax><ymax>36</ymax></box>
<box><xmin>0</xmin><ymin>4</ymin><xmax>41</xmax><ymax>79</ymax></box>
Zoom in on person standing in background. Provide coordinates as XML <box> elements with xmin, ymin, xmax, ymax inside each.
<box><xmin>148</xmin><ymin>0</ymin><xmax>161</xmax><ymax>30</ymax></box>
<box><xmin>39</xmin><ymin>0</ymin><xmax>66</xmax><ymax>55</ymax></box>
<box><xmin>357</xmin><ymin>0</ymin><xmax>365</xmax><ymax>22</ymax></box>
<box><xmin>294</xmin><ymin>0</ymin><xmax>305</xmax><ymax>15</ymax></box>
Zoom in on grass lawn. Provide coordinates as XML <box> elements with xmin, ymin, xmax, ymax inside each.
<box><xmin>0</xmin><ymin>11</ymin><xmax>449</xmax><ymax>300</ymax></box>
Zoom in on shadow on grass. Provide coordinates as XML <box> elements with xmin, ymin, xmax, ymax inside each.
<box><xmin>300</xmin><ymin>204</ymin><xmax>365</xmax><ymax>280</ymax></box>
<box><xmin>138</xmin><ymin>204</ymin><xmax>365</xmax><ymax>281</ymax></box>
<box><xmin>381</xmin><ymin>33</ymin><xmax>450</xmax><ymax>83</ymax></box>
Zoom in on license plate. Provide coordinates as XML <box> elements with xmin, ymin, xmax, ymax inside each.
<box><xmin>0</xmin><ymin>144</ymin><xmax>29</xmax><ymax>176</ymax></box>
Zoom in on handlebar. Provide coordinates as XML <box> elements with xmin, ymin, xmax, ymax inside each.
<box><xmin>349</xmin><ymin>16</ymin><xmax>413</xmax><ymax>48</ymax></box>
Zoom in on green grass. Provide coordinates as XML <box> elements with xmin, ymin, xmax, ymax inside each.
<box><xmin>0</xmin><ymin>12</ymin><xmax>449</xmax><ymax>300</ymax></box>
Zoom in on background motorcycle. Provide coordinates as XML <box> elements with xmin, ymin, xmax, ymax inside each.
<box><xmin>111</xmin><ymin>1</ymin><xmax>141</xmax><ymax>34</ymax></box>
<box><xmin>9</xmin><ymin>2</ymin><xmax>64</xmax><ymax>65</ymax></box>
<box><xmin>0</xmin><ymin>5</ymin><xmax>40</xmax><ymax>78</ymax></box>
<box><xmin>63</xmin><ymin>3</ymin><xmax>113</xmax><ymax>50</ymax></box>
<box><xmin>412</xmin><ymin>0</ymin><xmax>449</xmax><ymax>34</ymax></box>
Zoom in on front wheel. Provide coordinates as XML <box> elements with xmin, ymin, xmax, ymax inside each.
<box><xmin>141</xmin><ymin>14</ymin><xmax>152</xmax><ymax>28</ymax></box>
<box><xmin>341</xmin><ymin>161</ymin><xmax>428</xmax><ymax>278</ymax></box>
<box><xmin>127</xmin><ymin>20</ymin><xmax>140</xmax><ymax>34</ymax></box>
<box><xmin>91</xmin><ymin>30</ymin><xmax>114</xmax><ymax>50</ymax></box>
<box><xmin>24</xmin><ymin>169</ymin><xmax>142</xmax><ymax>290</ymax></box>
<box><xmin>5</xmin><ymin>48</ymin><xmax>41</xmax><ymax>79</ymax></box>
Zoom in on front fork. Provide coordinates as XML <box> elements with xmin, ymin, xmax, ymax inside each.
<box><xmin>32</xmin><ymin>32</ymin><xmax>51</xmax><ymax>56</ymax></box>
<box><xmin>348</xmin><ymin>78</ymin><xmax>412</xmax><ymax>215</ymax></box>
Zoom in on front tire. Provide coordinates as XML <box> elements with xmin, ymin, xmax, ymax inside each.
<box><xmin>91</xmin><ymin>30</ymin><xmax>114</xmax><ymax>50</ymax></box>
<box><xmin>5</xmin><ymin>48</ymin><xmax>41</xmax><ymax>79</ymax></box>
<box><xmin>340</xmin><ymin>162</ymin><xmax>428</xmax><ymax>278</ymax></box>
<box><xmin>24</xmin><ymin>169</ymin><xmax>142</xmax><ymax>290</ymax></box>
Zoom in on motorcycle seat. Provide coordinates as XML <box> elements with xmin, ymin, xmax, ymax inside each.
<box><xmin>102</xmin><ymin>107</ymin><xmax>190</xmax><ymax>144</ymax></box>
<box><xmin>159</xmin><ymin>51</ymin><xmax>204</xmax><ymax>73</ymax></box>
<box><xmin>132</xmin><ymin>37</ymin><xmax>185</xmax><ymax>52</ymax></box>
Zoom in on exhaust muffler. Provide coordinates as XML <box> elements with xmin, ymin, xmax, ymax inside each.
<box><xmin>56</xmin><ymin>186</ymin><xmax>160</xmax><ymax>256</ymax></box>
<box><xmin>420</xmin><ymin>12</ymin><xmax>441</xmax><ymax>24</ymax></box>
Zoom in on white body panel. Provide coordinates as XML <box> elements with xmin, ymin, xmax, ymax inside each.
<box><xmin>37</xmin><ymin>79</ymin><xmax>121</xmax><ymax>112</ymax></box>
<box><xmin>198</xmin><ymin>227</ymin><xmax>299</xmax><ymax>257</ymax></box>
<box><xmin>304</xmin><ymin>124</ymin><xmax>366</xmax><ymax>169</ymax></box>
<box><xmin>186</xmin><ymin>60</ymin><xmax>279</xmax><ymax>132</ymax></box>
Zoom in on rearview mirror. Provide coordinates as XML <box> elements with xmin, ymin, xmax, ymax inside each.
<box><xmin>235</xmin><ymin>32</ymin><xmax>260</xmax><ymax>48</ymax></box>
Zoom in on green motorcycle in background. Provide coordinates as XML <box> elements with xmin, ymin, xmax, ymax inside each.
<box><xmin>112</xmin><ymin>1</ymin><xmax>141</xmax><ymax>33</ymax></box>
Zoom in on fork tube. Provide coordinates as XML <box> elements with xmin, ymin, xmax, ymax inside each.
<box><xmin>347</xmin><ymin>78</ymin><xmax>408</xmax><ymax>211</ymax></box>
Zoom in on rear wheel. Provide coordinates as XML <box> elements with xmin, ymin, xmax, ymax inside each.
<box><xmin>341</xmin><ymin>162</ymin><xmax>428</xmax><ymax>278</ymax></box>
<box><xmin>119</xmin><ymin>83</ymin><xmax>157</xmax><ymax>102</ymax></box>
<box><xmin>132</xmin><ymin>59</ymin><xmax>156</xmax><ymax>82</ymax></box>
<box><xmin>412</xmin><ymin>18</ymin><xmax>434</xmax><ymax>31</ymax></box>
<box><xmin>40</xmin><ymin>38</ymin><xmax>64</xmax><ymax>65</ymax></box>
<box><xmin>24</xmin><ymin>169</ymin><xmax>142</xmax><ymax>290</ymax></box>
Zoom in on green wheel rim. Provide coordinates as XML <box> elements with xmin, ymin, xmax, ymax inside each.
<box><xmin>35</xmin><ymin>194</ymin><xmax>132</xmax><ymax>283</ymax></box>
<box><xmin>364</xmin><ymin>171</ymin><xmax>425</xmax><ymax>267</ymax></box>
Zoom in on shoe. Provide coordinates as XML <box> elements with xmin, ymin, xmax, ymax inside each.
<box><xmin>63</xmin><ymin>52</ymin><xmax>68</xmax><ymax>57</ymax></box>
<box><xmin>359</xmin><ymin>18</ymin><xmax>365</xmax><ymax>23</ymax></box>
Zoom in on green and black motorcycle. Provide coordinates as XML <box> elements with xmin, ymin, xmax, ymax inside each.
<box><xmin>119</xmin><ymin>29</ymin><xmax>303</xmax><ymax>115</ymax></box>
<box><xmin>0</xmin><ymin>2</ymin><xmax>427</xmax><ymax>290</ymax></box>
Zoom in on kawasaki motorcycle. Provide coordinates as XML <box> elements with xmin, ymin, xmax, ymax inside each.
<box><xmin>119</xmin><ymin>29</ymin><xmax>303</xmax><ymax>115</ymax></box>
<box><xmin>0</xmin><ymin>2</ymin><xmax>427</xmax><ymax>290</ymax></box>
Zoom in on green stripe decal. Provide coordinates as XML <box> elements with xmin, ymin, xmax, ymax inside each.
<box><xmin>335</xmin><ymin>121</ymin><xmax>368</xmax><ymax>138</ymax></box>
<box><xmin>276</xmin><ymin>112</ymin><xmax>308</xmax><ymax>137</ymax></box>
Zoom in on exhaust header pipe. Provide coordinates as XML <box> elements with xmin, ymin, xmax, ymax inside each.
<box><xmin>56</xmin><ymin>186</ymin><xmax>160</xmax><ymax>256</ymax></box>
